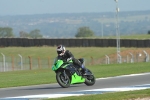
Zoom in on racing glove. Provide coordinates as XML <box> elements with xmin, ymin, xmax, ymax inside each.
<box><xmin>67</xmin><ymin>57</ymin><xmax>72</xmax><ymax>62</ymax></box>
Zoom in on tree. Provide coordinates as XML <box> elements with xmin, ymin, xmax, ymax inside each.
<box><xmin>19</xmin><ymin>31</ymin><xmax>30</xmax><ymax>38</ymax></box>
<box><xmin>0</xmin><ymin>27</ymin><xmax>14</xmax><ymax>38</ymax></box>
<box><xmin>29</xmin><ymin>29</ymin><xmax>43</xmax><ymax>38</ymax></box>
<box><xmin>75</xmin><ymin>27</ymin><xmax>95</xmax><ymax>37</ymax></box>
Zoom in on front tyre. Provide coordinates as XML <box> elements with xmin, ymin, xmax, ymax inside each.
<box><xmin>84</xmin><ymin>69</ymin><xmax>96</xmax><ymax>86</ymax></box>
<box><xmin>56</xmin><ymin>71</ymin><xmax>71</xmax><ymax>88</ymax></box>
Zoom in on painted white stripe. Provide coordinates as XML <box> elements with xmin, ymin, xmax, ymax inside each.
<box><xmin>1</xmin><ymin>72</ymin><xmax>149</xmax><ymax>90</ymax></box>
<box><xmin>3</xmin><ymin>73</ymin><xmax>150</xmax><ymax>99</ymax></box>
<box><xmin>6</xmin><ymin>94</ymin><xmax>84</xmax><ymax>99</ymax></box>
<box><xmin>96</xmin><ymin>72</ymin><xmax>150</xmax><ymax>80</ymax></box>
<box><xmin>4</xmin><ymin>84</ymin><xmax>150</xmax><ymax>99</ymax></box>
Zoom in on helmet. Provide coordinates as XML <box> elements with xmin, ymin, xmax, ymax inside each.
<box><xmin>57</xmin><ymin>45</ymin><xmax>66</xmax><ymax>55</ymax></box>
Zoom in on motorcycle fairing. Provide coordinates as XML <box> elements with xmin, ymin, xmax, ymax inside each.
<box><xmin>52</xmin><ymin>60</ymin><xmax>63</xmax><ymax>71</ymax></box>
<box><xmin>71</xmin><ymin>72</ymin><xmax>85</xmax><ymax>84</ymax></box>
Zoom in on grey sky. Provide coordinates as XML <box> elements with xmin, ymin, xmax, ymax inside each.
<box><xmin>0</xmin><ymin>0</ymin><xmax>150</xmax><ymax>15</ymax></box>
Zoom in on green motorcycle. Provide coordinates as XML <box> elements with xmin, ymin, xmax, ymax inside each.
<box><xmin>52</xmin><ymin>58</ymin><xmax>96</xmax><ymax>88</ymax></box>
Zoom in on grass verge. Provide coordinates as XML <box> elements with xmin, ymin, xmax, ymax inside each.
<box><xmin>0</xmin><ymin>62</ymin><xmax>150</xmax><ymax>88</ymax></box>
<box><xmin>0</xmin><ymin>47</ymin><xmax>150</xmax><ymax>100</ymax></box>
<box><xmin>48</xmin><ymin>89</ymin><xmax>150</xmax><ymax>100</ymax></box>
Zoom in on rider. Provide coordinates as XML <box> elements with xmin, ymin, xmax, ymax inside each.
<box><xmin>56</xmin><ymin>44</ymin><xmax>88</xmax><ymax>75</ymax></box>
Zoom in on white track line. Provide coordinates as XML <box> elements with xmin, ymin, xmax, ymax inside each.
<box><xmin>96</xmin><ymin>72</ymin><xmax>150</xmax><ymax>80</ymax></box>
<box><xmin>4</xmin><ymin>84</ymin><xmax>150</xmax><ymax>99</ymax></box>
<box><xmin>3</xmin><ymin>72</ymin><xmax>150</xmax><ymax>99</ymax></box>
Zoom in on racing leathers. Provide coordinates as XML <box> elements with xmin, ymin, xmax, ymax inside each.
<box><xmin>57</xmin><ymin>50</ymin><xmax>87</xmax><ymax>74</ymax></box>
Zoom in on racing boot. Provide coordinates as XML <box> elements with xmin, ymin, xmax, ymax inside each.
<box><xmin>82</xmin><ymin>67</ymin><xmax>88</xmax><ymax>75</ymax></box>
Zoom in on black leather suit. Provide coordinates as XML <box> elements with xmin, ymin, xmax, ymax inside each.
<box><xmin>57</xmin><ymin>50</ymin><xmax>82</xmax><ymax>68</ymax></box>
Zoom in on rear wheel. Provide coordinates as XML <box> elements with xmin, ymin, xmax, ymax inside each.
<box><xmin>56</xmin><ymin>71</ymin><xmax>71</xmax><ymax>88</ymax></box>
<box><xmin>84</xmin><ymin>69</ymin><xmax>96</xmax><ymax>86</ymax></box>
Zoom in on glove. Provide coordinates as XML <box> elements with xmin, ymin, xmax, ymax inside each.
<box><xmin>67</xmin><ymin>57</ymin><xmax>72</xmax><ymax>62</ymax></box>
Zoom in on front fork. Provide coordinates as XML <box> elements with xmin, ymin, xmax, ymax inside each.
<box><xmin>63</xmin><ymin>70</ymin><xmax>67</xmax><ymax>80</ymax></box>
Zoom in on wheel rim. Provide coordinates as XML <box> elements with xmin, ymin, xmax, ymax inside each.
<box><xmin>60</xmin><ymin>73</ymin><xmax>69</xmax><ymax>85</ymax></box>
<box><xmin>86</xmin><ymin>70</ymin><xmax>95</xmax><ymax>83</ymax></box>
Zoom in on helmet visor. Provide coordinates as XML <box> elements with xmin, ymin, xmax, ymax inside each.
<box><xmin>57</xmin><ymin>51</ymin><xmax>62</xmax><ymax>55</ymax></box>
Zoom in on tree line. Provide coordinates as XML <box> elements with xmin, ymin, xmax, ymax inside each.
<box><xmin>0</xmin><ymin>26</ymin><xmax>95</xmax><ymax>38</ymax></box>
<box><xmin>1</xmin><ymin>26</ymin><xmax>149</xmax><ymax>38</ymax></box>
<box><xmin>0</xmin><ymin>27</ymin><xmax>43</xmax><ymax>38</ymax></box>
<box><xmin>1</xmin><ymin>11</ymin><xmax>150</xmax><ymax>38</ymax></box>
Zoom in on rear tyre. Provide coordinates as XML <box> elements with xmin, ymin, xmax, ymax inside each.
<box><xmin>84</xmin><ymin>69</ymin><xmax>96</xmax><ymax>86</ymax></box>
<box><xmin>56</xmin><ymin>71</ymin><xmax>70</xmax><ymax>88</ymax></box>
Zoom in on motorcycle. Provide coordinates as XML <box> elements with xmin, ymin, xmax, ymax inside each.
<box><xmin>52</xmin><ymin>58</ymin><xmax>96</xmax><ymax>88</ymax></box>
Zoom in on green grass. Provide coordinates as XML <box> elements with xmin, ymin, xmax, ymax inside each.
<box><xmin>0</xmin><ymin>47</ymin><xmax>150</xmax><ymax>88</ymax></box>
<box><xmin>0</xmin><ymin>45</ymin><xmax>148</xmax><ymax>59</ymax></box>
<box><xmin>0</xmin><ymin>62</ymin><xmax>150</xmax><ymax>88</ymax></box>
<box><xmin>0</xmin><ymin>47</ymin><xmax>150</xmax><ymax>99</ymax></box>
<box><xmin>91</xmin><ymin>62</ymin><xmax>150</xmax><ymax>78</ymax></box>
<box><xmin>0</xmin><ymin>69</ymin><xmax>55</xmax><ymax>88</ymax></box>
<box><xmin>0</xmin><ymin>47</ymin><xmax>121</xmax><ymax>59</ymax></box>
<box><xmin>48</xmin><ymin>89</ymin><xmax>150</xmax><ymax>100</ymax></box>
<box><xmin>79</xmin><ymin>34</ymin><xmax>150</xmax><ymax>39</ymax></box>
<box><xmin>100</xmin><ymin>34</ymin><xmax>150</xmax><ymax>39</ymax></box>
<box><xmin>120</xmin><ymin>34</ymin><xmax>150</xmax><ymax>39</ymax></box>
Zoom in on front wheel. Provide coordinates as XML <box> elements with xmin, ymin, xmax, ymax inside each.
<box><xmin>56</xmin><ymin>71</ymin><xmax>71</xmax><ymax>88</ymax></box>
<box><xmin>84</xmin><ymin>69</ymin><xmax>96</xmax><ymax>86</ymax></box>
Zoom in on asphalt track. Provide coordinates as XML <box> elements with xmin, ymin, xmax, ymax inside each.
<box><xmin>0</xmin><ymin>73</ymin><xmax>150</xmax><ymax>99</ymax></box>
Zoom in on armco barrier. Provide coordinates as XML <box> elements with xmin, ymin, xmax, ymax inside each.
<box><xmin>0</xmin><ymin>38</ymin><xmax>150</xmax><ymax>47</ymax></box>
<box><xmin>130</xmin><ymin>40</ymin><xmax>137</xmax><ymax>47</ymax></box>
<box><xmin>95</xmin><ymin>39</ymin><xmax>102</xmax><ymax>47</ymax></box>
<box><xmin>108</xmin><ymin>39</ymin><xmax>116</xmax><ymax>47</ymax></box>
<box><xmin>88</xmin><ymin>39</ymin><xmax>95</xmax><ymax>47</ymax></box>
<box><xmin>137</xmin><ymin>40</ymin><xmax>144</xmax><ymax>47</ymax></box>
<box><xmin>145</xmin><ymin>39</ymin><xmax>150</xmax><ymax>47</ymax></box>
<box><xmin>121</xmin><ymin>39</ymin><xmax>130</xmax><ymax>47</ymax></box>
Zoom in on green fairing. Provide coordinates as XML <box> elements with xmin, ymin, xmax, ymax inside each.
<box><xmin>52</xmin><ymin>58</ymin><xmax>95</xmax><ymax>88</ymax></box>
<box><xmin>52</xmin><ymin>59</ymin><xmax>85</xmax><ymax>84</ymax></box>
<box><xmin>52</xmin><ymin>60</ymin><xmax>63</xmax><ymax>71</ymax></box>
<box><xmin>71</xmin><ymin>73</ymin><xmax>85</xmax><ymax>84</ymax></box>
<box><xmin>62</xmin><ymin>64</ymin><xmax>69</xmax><ymax>68</ymax></box>
<box><xmin>52</xmin><ymin>60</ymin><xmax>73</xmax><ymax>71</ymax></box>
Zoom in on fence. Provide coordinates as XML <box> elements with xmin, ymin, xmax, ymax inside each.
<box><xmin>0</xmin><ymin>38</ymin><xmax>150</xmax><ymax>47</ymax></box>
<box><xmin>0</xmin><ymin>50</ymin><xmax>149</xmax><ymax>72</ymax></box>
<box><xmin>91</xmin><ymin>50</ymin><xmax>150</xmax><ymax>65</ymax></box>
<box><xmin>0</xmin><ymin>56</ymin><xmax>53</xmax><ymax>72</ymax></box>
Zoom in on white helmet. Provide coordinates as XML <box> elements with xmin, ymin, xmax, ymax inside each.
<box><xmin>57</xmin><ymin>45</ymin><xmax>66</xmax><ymax>55</ymax></box>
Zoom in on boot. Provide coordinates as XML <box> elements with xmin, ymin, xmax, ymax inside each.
<box><xmin>82</xmin><ymin>68</ymin><xmax>88</xmax><ymax>75</ymax></box>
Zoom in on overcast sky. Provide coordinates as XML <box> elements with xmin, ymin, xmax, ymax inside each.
<box><xmin>0</xmin><ymin>0</ymin><xmax>150</xmax><ymax>16</ymax></box>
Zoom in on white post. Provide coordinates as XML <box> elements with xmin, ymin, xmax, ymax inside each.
<box><xmin>143</xmin><ymin>50</ymin><xmax>149</xmax><ymax>62</ymax></box>
<box><xmin>118</xmin><ymin>53</ymin><xmax>122</xmax><ymax>63</ymax></box>
<box><xmin>114</xmin><ymin>0</ymin><xmax>120</xmax><ymax>63</ymax></box>
<box><xmin>1</xmin><ymin>53</ymin><xmax>6</xmax><ymax>72</ymax></box>
<box><xmin>127</xmin><ymin>55</ymin><xmax>129</xmax><ymax>63</ymax></box>
<box><xmin>18</xmin><ymin>54</ymin><xmax>23</xmax><ymax>70</ymax></box>
<box><xmin>129</xmin><ymin>53</ymin><xmax>134</xmax><ymax>63</ymax></box>
<box><xmin>105</xmin><ymin>55</ymin><xmax>110</xmax><ymax>64</ymax></box>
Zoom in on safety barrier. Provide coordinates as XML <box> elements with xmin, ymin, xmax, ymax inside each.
<box><xmin>0</xmin><ymin>38</ymin><xmax>150</xmax><ymax>47</ymax></box>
